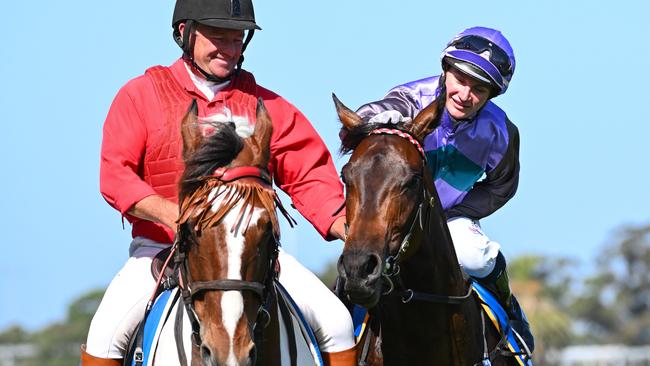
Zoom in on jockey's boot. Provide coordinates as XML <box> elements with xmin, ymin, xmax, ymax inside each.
<box><xmin>321</xmin><ymin>344</ymin><xmax>357</xmax><ymax>366</ymax></box>
<box><xmin>80</xmin><ymin>345</ymin><xmax>123</xmax><ymax>366</ymax></box>
<box><xmin>478</xmin><ymin>252</ymin><xmax>535</xmax><ymax>353</ymax></box>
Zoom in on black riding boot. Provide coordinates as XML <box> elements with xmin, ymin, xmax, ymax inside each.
<box><xmin>478</xmin><ymin>252</ymin><xmax>535</xmax><ymax>353</ymax></box>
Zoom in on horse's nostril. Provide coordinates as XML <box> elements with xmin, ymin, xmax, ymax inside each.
<box><xmin>365</xmin><ymin>253</ymin><xmax>379</xmax><ymax>276</ymax></box>
<box><xmin>200</xmin><ymin>344</ymin><xmax>212</xmax><ymax>364</ymax></box>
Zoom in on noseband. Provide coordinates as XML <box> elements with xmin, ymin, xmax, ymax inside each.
<box><xmin>173</xmin><ymin>165</ymin><xmax>294</xmax><ymax>364</ymax></box>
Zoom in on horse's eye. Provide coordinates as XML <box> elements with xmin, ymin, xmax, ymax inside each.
<box><xmin>403</xmin><ymin>174</ymin><xmax>422</xmax><ymax>189</ymax></box>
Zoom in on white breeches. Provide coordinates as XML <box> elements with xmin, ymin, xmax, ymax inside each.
<box><xmin>277</xmin><ymin>248</ymin><xmax>355</xmax><ymax>352</ymax></box>
<box><xmin>447</xmin><ymin>217</ymin><xmax>501</xmax><ymax>279</ymax></box>
<box><xmin>85</xmin><ymin>238</ymin><xmax>354</xmax><ymax>358</ymax></box>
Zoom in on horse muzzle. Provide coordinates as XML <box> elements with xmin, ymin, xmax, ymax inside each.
<box><xmin>337</xmin><ymin>251</ymin><xmax>384</xmax><ymax>307</ymax></box>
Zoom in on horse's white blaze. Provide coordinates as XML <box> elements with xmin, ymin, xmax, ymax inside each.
<box><xmin>210</xmin><ymin>186</ymin><xmax>263</xmax><ymax>365</ymax></box>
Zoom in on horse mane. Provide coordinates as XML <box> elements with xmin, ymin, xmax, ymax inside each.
<box><xmin>339</xmin><ymin>121</ymin><xmax>411</xmax><ymax>155</ymax></box>
<box><xmin>179</xmin><ymin>122</ymin><xmax>244</xmax><ymax>199</ymax></box>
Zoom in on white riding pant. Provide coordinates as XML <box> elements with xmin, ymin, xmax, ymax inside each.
<box><xmin>447</xmin><ymin>217</ymin><xmax>501</xmax><ymax>279</ymax></box>
<box><xmin>85</xmin><ymin>237</ymin><xmax>354</xmax><ymax>359</ymax></box>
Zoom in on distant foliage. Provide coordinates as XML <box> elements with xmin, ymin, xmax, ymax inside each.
<box><xmin>571</xmin><ymin>224</ymin><xmax>650</xmax><ymax>345</ymax></box>
<box><xmin>508</xmin><ymin>254</ymin><xmax>577</xmax><ymax>364</ymax></box>
<box><xmin>318</xmin><ymin>260</ymin><xmax>340</xmax><ymax>290</ymax></box>
<box><xmin>0</xmin><ymin>288</ymin><xmax>105</xmax><ymax>366</ymax></box>
<box><xmin>0</xmin><ymin>325</ymin><xmax>30</xmax><ymax>343</ymax></box>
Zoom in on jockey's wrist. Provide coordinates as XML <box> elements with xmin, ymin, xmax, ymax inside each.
<box><xmin>328</xmin><ymin>216</ymin><xmax>347</xmax><ymax>241</ymax></box>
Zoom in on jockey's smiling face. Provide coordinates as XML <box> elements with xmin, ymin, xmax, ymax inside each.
<box><xmin>179</xmin><ymin>22</ymin><xmax>244</xmax><ymax>79</ymax></box>
<box><xmin>444</xmin><ymin>67</ymin><xmax>492</xmax><ymax>120</ymax></box>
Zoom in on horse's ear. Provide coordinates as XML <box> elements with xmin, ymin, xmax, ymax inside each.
<box><xmin>181</xmin><ymin>99</ymin><xmax>201</xmax><ymax>161</ymax></box>
<box><xmin>252</xmin><ymin>97</ymin><xmax>273</xmax><ymax>167</ymax></box>
<box><xmin>405</xmin><ymin>99</ymin><xmax>440</xmax><ymax>141</ymax></box>
<box><xmin>333</xmin><ymin>93</ymin><xmax>363</xmax><ymax>131</ymax></box>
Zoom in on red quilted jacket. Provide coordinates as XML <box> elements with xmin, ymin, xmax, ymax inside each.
<box><xmin>100</xmin><ymin>59</ymin><xmax>345</xmax><ymax>243</ymax></box>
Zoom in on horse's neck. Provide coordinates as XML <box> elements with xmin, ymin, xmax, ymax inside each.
<box><xmin>378</xmin><ymin>205</ymin><xmax>483</xmax><ymax>364</ymax></box>
<box><xmin>401</xmin><ymin>204</ymin><xmax>466</xmax><ymax>295</ymax></box>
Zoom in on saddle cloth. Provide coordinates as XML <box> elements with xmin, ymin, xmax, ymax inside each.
<box><xmin>130</xmin><ymin>282</ymin><xmax>323</xmax><ymax>366</ymax></box>
<box><xmin>350</xmin><ymin>282</ymin><xmax>533</xmax><ymax>366</ymax></box>
<box><xmin>471</xmin><ymin>281</ymin><xmax>533</xmax><ymax>366</ymax></box>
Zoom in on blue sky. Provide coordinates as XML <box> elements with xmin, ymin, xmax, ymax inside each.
<box><xmin>1</xmin><ymin>1</ymin><xmax>648</xmax><ymax>331</ymax></box>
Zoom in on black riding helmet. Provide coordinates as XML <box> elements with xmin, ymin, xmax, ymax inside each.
<box><xmin>172</xmin><ymin>0</ymin><xmax>261</xmax><ymax>82</ymax></box>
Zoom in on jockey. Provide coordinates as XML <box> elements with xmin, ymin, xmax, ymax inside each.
<box><xmin>355</xmin><ymin>26</ymin><xmax>534</xmax><ymax>352</ymax></box>
<box><xmin>81</xmin><ymin>0</ymin><xmax>356</xmax><ymax>364</ymax></box>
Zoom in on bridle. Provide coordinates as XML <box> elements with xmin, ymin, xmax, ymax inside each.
<box><xmin>360</xmin><ymin>128</ymin><xmax>473</xmax><ymax>304</ymax></box>
<box><xmin>351</xmin><ymin>128</ymin><xmax>523</xmax><ymax>366</ymax></box>
<box><xmin>173</xmin><ymin>165</ymin><xmax>295</xmax><ymax>365</ymax></box>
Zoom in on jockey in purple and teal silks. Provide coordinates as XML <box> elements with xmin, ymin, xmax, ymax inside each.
<box><xmin>356</xmin><ymin>26</ymin><xmax>534</xmax><ymax>352</ymax></box>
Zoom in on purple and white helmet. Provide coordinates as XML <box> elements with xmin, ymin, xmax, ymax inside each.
<box><xmin>441</xmin><ymin>26</ymin><xmax>515</xmax><ymax>95</ymax></box>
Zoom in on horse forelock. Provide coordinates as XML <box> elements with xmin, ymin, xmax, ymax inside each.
<box><xmin>179</xmin><ymin>123</ymin><xmax>244</xmax><ymax>199</ymax></box>
<box><xmin>178</xmin><ymin>180</ymin><xmax>280</xmax><ymax>237</ymax></box>
<box><xmin>339</xmin><ymin>121</ymin><xmax>411</xmax><ymax>155</ymax></box>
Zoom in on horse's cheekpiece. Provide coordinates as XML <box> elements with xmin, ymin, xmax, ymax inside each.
<box><xmin>472</xmin><ymin>281</ymin><xmax>533</xmax><ymax>366</ymax></box>
<box><xmin>126</xmin><ymin>283</ymin><xmax>324</xmax><ymax>366</ymax></box>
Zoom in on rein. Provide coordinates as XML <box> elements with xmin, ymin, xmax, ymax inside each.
<box><xmin>173</xmin><ymin>165</ymin><xmax>295</xmax><ymax>365</ymax></box>
<box><xmin>365</xmin><ymin>128</ymin><xmax>473</xmax><ymax>306</ymax></box>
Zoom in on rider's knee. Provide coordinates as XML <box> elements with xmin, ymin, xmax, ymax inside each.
<box><xmin>312</xmin><ymin>297</ymin><xmax>355</xmax><ymax>352</ymax></box>
<box><xmin>460</xmin><ymin>254</ymin><xmax>497</xmax><ymax>278</ymax></box>
<box><xmin>447</xmin><ymin>217</ymin><xmax>501</xmax><ymax>278</ymax></box>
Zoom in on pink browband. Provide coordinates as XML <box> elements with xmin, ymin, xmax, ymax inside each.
<box><xmin>369</xmin><ymin>128</ymin><xmax>426</xmax><ymax>159</ymax></box>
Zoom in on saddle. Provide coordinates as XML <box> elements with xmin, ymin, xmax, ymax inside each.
<box><xmin>150</xmin><ymin>247</ymin><xmax>175</xmax><ymax>282</ymax></box>
<box><xmin>125</xmin><ymin>260</ymin><xmax>322</xmax><ymax>366</ymax></box>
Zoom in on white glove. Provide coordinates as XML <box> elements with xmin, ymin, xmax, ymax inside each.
<box><xmin>368</xmin><ymin>110</ymin><xmax>412</xmax><ymax>124</ymax></box>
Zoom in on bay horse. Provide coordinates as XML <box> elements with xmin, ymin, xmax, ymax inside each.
<box><xmin>138</xmin><ymin>99</ymin><xmax>318</xmax><ymax>366</ymax></box>
<box><xmin>333</xmin><ymin>95</ymin><xmax>518</xmax><ymax>366</ymax></box>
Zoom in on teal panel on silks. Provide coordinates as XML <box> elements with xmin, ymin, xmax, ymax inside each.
<box><xmin>425</xmin><ymin>146</ymin><xmax>484</xmax><ymax>192</ymax></box>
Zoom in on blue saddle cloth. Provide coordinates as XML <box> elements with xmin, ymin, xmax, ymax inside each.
<box><xmin>134</xmin><ymin>283</ymin><xmax>324</xmax><ymax>366</ymax></box>
<box><xmin>350</xmin><ymin>283</ymin><xmax>533</xmax><ymax>366</ymax></box>
<box><xmin>133</xmin><ymin>289</ymin><xmax>176</xmax><ymax>366</ymax></box>
<box><xmin>471</xmin><ymin>281</ymin><xmax>532</xmax><ymax>366</ymax></box>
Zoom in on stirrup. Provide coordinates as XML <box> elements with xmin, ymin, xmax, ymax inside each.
<box><xmin>511</xmin><ymin>328</ymin><xmax>533</xmax><ymax>359</ymax></box>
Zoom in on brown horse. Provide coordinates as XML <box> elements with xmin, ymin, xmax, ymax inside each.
<box><xmin>167</xmin><ymin>98</ymin><xmax>290</xmax><ymax>365</ymax></box>
<box><xmin>333</xmin><ymin>95</ymin><xmax>516</xmax><ymax>366</ymax></box>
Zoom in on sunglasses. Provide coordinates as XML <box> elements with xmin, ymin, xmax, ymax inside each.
<box><xmin>450</xmin><ymin>35</ymin><xmax>512</xmax><ymax>78</ymax></box>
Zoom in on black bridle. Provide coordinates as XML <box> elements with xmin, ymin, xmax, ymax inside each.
<box><xmin>363</xmin><ymin>128</ymin><xmax>474</xmax><ymax>305</ymax></box>
<box><xmin>173</xmin><ymin>165</ymin><xmax>287</xmax><ymax>366</ymax></box>
<box><xmin>351</xmin><ymin>128</ymin><xmax>522</xmax><ymax>366</ymax></box>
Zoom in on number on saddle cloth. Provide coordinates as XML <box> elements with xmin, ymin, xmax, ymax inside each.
<box><xmin>125</xmin><ymin>281</ymin><xmax>325</xmax><ymax>365</ymax></box>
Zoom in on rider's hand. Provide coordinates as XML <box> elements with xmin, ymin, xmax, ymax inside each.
<box><xmin>328</xmin><ymin>216</ymin><xmax>347</xmax><ymax>241</ymax></box>
<box><xmin>368</xmin><ymin>110</ymin><xmax>411</xmax><ymax>124</ymax></box>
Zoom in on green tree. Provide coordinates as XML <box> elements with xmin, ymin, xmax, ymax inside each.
<box><xmin>0</xmin><ymin>325</ymin><xmax>31</xmax><ymax>343</ymax></box>
<box><xmin>571</xmin><ymin>224</ymin><xmax>650</xmax><ymax>345</ymax></box>
<box><xmin>25</xmin><ymin>289</ymin><xmax>105</xmax><ymax>366</ymax></box>
<box><xmin>509</xmin><ymin>255</ymin><xmax>576</xmax><ymax>357</ymax></box>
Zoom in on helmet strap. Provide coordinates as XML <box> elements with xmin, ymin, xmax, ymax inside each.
<box><xmin>233</xmin><ymin>29</ymin><xmax>255</xmax><ymax>76</ymax></box>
